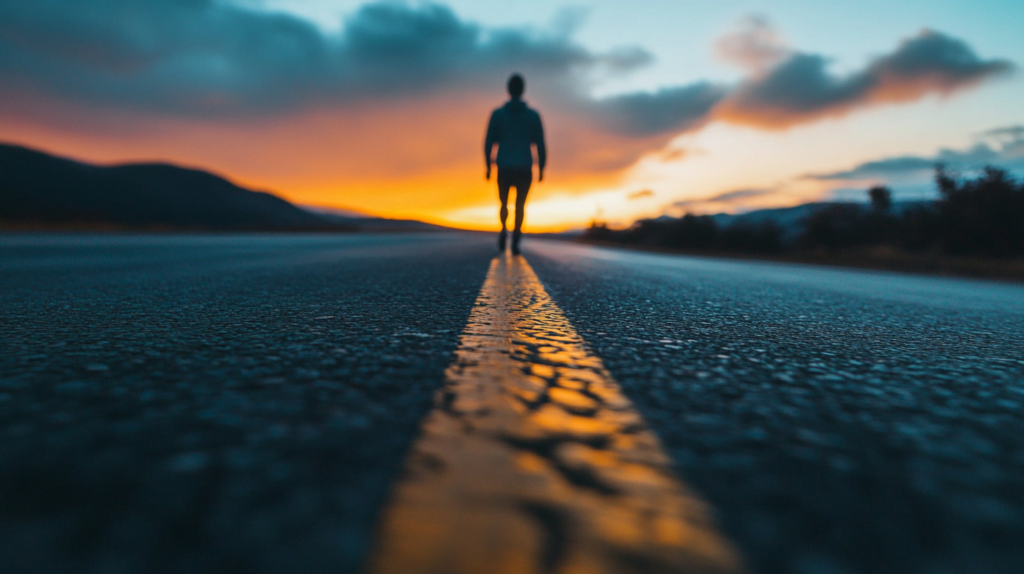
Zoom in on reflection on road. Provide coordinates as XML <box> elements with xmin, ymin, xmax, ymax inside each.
<box><xmin>369</xmin><ymin>253</ymin><xmax>743</xmax><ymax>574</ymax></box>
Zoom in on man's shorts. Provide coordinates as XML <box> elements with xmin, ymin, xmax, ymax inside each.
<box><xmin>497</xmin><ymin>167</ymin><xmax>533</xmax><ymax>192</ymax></box>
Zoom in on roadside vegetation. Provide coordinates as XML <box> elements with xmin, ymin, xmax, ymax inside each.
<box><xmin>583</xmin><ymin>166</ymin><xmax>1024</xmax><ymax>280</ymax></box>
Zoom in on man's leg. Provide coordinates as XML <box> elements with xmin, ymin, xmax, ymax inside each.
<box><xmin>498</xmin><ymin>182</ymin><xmax>510</xmax><ymax>231</ymax></box>
<box><xmin>498</xmin><ymin>177</ymin><xmax>511</xmax><ymax>251</ymax></box>
<box><xmin>513</xmin><ymin>179</ymin><xmax>531</xmax><ymax>233</ymax></box>
<box><xmin>511</xmin><ymin>173</ymin><xmax>532</xmax><ymax>254</ymax></box>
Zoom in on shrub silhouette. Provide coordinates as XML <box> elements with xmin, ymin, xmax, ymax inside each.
<box><xmin>869</xmin><ymin>186</ymin><xmax>892</xmax><ymax>212</ymax></box>
<box><xmin>658</xmin><ymin>214</ymin><xmax>718</xmax><ymax>250</ymax></box>
<box><xmin>798</xmin><ymin>204</ymin><xmax>868</xmax><ymax>251</ymax></box>
<box><xmin>609</xmin><ymin>215</ymin><xmax>719</xmax><ymax>249</ymax></box>
<box><xmin>934</xmin><ymin>165</ymin><xmax>1024</xmax><ymax>257</ymax></box>
<box><xmin>585</xmin><ymin>215</ymin><xmax>779</xmax><ymax>254</ymax></box>
<box><xmin>585</xmin><ymin>221</ymin><xmax>616</xmax><ymax>242</ymax></box>
<box><xmin>721</xmin><ymin>221</ymin><xmax>783</xmax><ymax>254</ymax></box>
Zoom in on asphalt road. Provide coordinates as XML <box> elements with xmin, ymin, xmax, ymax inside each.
<box><xmin>2</xmin><ymin>233</ymin><xmax>1022</xmax><ymax>574</ymax></box>
<box><xmin>528</xmin><ymin>241</ymin><xmax>1024</xmax><ymax>574</ymax></box>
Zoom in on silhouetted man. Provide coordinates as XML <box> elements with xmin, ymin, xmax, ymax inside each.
<box><xmin>485</xmin><ymin>73</ymin><xmax>546</xmax><ymax>255</ymax></box>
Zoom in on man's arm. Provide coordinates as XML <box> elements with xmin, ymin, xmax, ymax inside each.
<box><xmin>533</xmin><ymin>112</ymin><xmax>546</xmax><ymax>182</ymax></box>
<box><xmin>484</xmin><ymin>111</ymin><xmax>499</xmax><ymax>180</ymax></box>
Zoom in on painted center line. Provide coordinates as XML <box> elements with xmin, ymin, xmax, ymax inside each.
<box><xmin>369</xmin><ymin>253</ymin><xmax>743</xmax><ymax>574</ymax></box>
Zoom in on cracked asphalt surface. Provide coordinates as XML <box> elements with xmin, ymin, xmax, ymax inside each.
<box><xmin>2</xmin><ymin>233</ymin><xmax>1023</xmax><ymax>574</ymax></box>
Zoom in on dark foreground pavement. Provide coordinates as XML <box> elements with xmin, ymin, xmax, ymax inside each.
<box><xmin>2</xmin><ymin>233</ymin><xmax>1023</xmax><ymax>574</ymax></box>
<box><xmin>0</xmin><ymin>233</ymin><xmax>493</xmax><ymax>574</ymax></box>
<box><xmin>528</xmin><ymin>241</ymin><xmax>1024</xmax><ymax>574</ymax></box>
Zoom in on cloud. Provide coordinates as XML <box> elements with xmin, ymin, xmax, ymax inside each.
<box><xmin>0</xmin><ymin>0</ymin><xmax>650</xmax><ymax>117</ymax></box>
<box><xmin>715</xmin><ymin>15</ymin><xmax>789</xmax><ymax>73</ymax></box>
<box><xmin>717</xmin><ymin>29</ymin><xmax>1013</xmax><ymax>128</ymax></box>
<box><xmin>980</xmin><ymin>125</ymin><xmax>1024</xmax><ymax>140</ymax></box>
<box><xmin>659</xmin><ymin>148</ymin><xmax>688</xmax><ymax>162</ymax></box>
<box><xmin>670</xmin><ymin>188</ymin><xmax>774</xmax><ymax>211</ymax></box>
<box><xmin>662</xmin><ymin>183</ymin><xmax>840</xmax><ymax>217</ymax></box>
<box><xmin>810</xmin><ymin>124</ymin><xmax>1024</xmax><ymax>190</ymax></box>
<box><xmin>627</xmin><ymin>189</ymin><xmax>654</xmax><ymax>200</ymax></box>
<box><xmin>978</xmin><ymin>125</ymin><xmax>1024</xmax><ymax>156</ymax></box>
<box><xmin>590</xmin><ymin>83</ymin><xmax>728</xmax><ymax>136</ymax></box>
<box><xmin>2</xmin><ymin>3</ymin><xmax>1009</xmax><ymax>134</ymax></box>
<box><xmin>815</xmin><ymin>156</ymin><xmax>937</xmax><ymax>180</ymax></box>
<box><xmin>0</xmin><ymin>0</ymin><xmax>723</xmax><ymax>176</ymax></box>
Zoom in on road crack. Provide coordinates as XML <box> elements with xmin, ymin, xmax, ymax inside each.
<box><xmin>368</xmin><ymin>253</ymin><xmax>744</xmax><ymax>574</ymax></box>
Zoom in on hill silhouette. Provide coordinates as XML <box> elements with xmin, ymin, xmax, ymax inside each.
<box><xmin>0</xmin><ymin>143</ymin><xmax>343</xmax><ymax>231</ymax></box>
<box><xmin>302</xmin><ymin>205</ymin><xmax>461</xmax><ymax>233</ymax></box>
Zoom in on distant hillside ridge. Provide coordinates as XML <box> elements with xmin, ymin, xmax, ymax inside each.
<box><xmin>0</xmin><ymin>143</ymin><xmax>342</xmax><ymax>231</ymax></box>
<box><xmin>709</xmin><ymin>201</ymin><xmax>930</xmax><ymax>244</ymax></box>
<box><xmin>300</xmin><ymin>204</ymin><xmax>461</xmax><ymax>233</ymax></box>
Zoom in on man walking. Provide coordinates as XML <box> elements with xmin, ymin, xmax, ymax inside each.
<box><xmin>485</xmin><ymin>74</ymin><xmax>546</xmax><ymax>255</ymax></box>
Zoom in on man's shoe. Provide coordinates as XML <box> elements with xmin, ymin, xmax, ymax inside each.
<box><xmin>498</xmin><ymin>231</ymin><xmax>507</xmax><ymax>252</ymax></box>
<box><xmin>511</xmin><ymin>231</ymin><xmax>521</xmax><ymax>255</ymax></box>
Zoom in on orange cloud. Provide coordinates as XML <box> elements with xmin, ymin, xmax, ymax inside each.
<box><xmin>715</xmin><ymin>29</ymin><xmax>1013</xmax><ymax>129</ymax></box>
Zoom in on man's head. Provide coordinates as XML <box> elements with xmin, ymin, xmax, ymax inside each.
<box><xmin>507</xmin><ymin>74</ymin><xmax>525</xmax><ymax>99</ymax></box>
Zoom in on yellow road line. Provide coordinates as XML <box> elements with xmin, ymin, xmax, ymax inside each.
<box><xmin>369</xmin><ymin>253</ymin><xmax>744</xmax><ymax>574</ymax></box>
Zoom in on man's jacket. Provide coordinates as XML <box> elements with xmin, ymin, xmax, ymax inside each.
<box><xmin>485</xmin><ymin>99</ymin><xmax>546</xmax><ymax>171</ymax></box>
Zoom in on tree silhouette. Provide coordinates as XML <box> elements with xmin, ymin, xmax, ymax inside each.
<box><xmin>869</xmin><ymin>186</ymin><xmax>892</xmax><ymax>212</ymax></box>
<box><xmin>934</xmin><ymin>165</ymin><xmax>1024</xmax><ymax>257</ymax></box>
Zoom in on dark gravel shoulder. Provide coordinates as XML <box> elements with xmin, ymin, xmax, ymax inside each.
<box><xmin>527</xmin><ymin>240</ymin><xmax>1024</xmax><ymax>574</ymax></box>
<box><xmin>0</xmin><ymin>233</ymin><xmax>492</xmax><ymax>574</ymax></box>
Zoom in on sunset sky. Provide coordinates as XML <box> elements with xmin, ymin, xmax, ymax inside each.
<box><xmin>2</xmin><ymin>0</ymin><xmax>1022</xmax><ymax>231</ymax></box>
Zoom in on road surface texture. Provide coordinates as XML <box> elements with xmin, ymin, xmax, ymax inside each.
<box><xmin>0</xmin><ymin>234</ymin><xmax>491</xmax><ymax>574</ymax></box>
<box><xmin>528</xmin><ymin>241</ymin><xmax>1024</xmax><ymax>574</ymax></box>
<box><xmin>1</xmin><ymin>233</ymin><xmax>1022</xmax><ymax>574</ymax></box>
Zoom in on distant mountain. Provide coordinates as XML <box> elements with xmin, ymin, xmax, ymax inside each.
<box><xmin>710</xmin><ymin>200</ymin><xmax>930</xmax><ymax>243</ymax></box>
<box><xmin>0</xmin><ymin>143</ymin><xmax>343</xmax><ymax>231</ymax></box>
<box><xmin>710</xmin><ymin>203</ymin><xmax>828</xmax><ymax>229</ymax></box>
<box><xmin>709</xmin><ymin>203</ymin><xmax>829</xmax><ymax>243</ymax></box>
<box><xmin>300</xmin><ymin>205</ymin><xmax>375</xmax><ymax>219</ymax></box>
<box><xmin>301</xmin><ymin>205</ymin><xmax>458</xmax><ymax>233</ymax></box>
